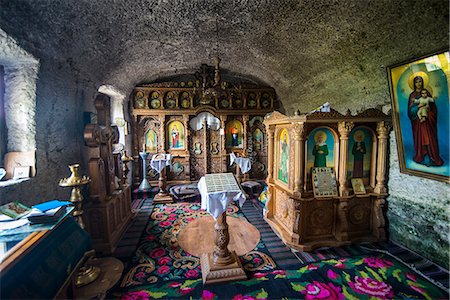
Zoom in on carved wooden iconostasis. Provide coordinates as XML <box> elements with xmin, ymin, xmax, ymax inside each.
<box><xmin>263</xmin><ymin>109</ymin><xmax>392</xmax><ymax>251</ymax></box>
<box><xmin>130</xmin><ymin>58</ymin><xmax>279</xmax><ymax>186</ymax></box>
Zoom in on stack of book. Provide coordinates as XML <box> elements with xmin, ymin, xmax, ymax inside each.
<box><xmin>28</xmin><ymin>200</ymin><xmax>72</xmax><ymax>224</ymax></box>
<box><xmin>0</xmin><ymin>200</ymin><xmax>72</xmax><ymax>225</ymax></box>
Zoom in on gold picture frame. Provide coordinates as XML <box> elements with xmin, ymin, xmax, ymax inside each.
<box><xmin>351</xmin><ymin>178</ymin><xmax>366</xmax><ymax>195</ymax></box>
<box><xmin>312</xmin><ymin>167</ymin><xmax>338</xmax><ymax>198</ymax></box>
<box><xmin>387</xmin><ymin>50</ymin><xmax>449</xmax><ymax>182</ymax></box>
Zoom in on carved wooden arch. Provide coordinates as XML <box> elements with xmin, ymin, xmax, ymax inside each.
<box><xmin>138</xmin><ymin>116</ymin><xmax>161</xmax><ymax>153</ymax></box>
<box><xmin>194</xmin><ymin>106</ymin><xmax>219</xmax><ymax>117</ymax></box>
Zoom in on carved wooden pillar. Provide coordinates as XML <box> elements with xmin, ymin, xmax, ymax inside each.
<box><xmin>266</xmin><ymin>125</ymin><xmax>275</xmax><ymax>183</ymax></box>
<box><xmin>370</xmin><ymin>137</ymin><xmax>378</xmax><ymax>188</ymax></box>
<box><xmin>203</xmin><ymin>118</ymin><xmax>208</xmax><ymax>174</ymax></box>
<box><xmin>372</xmin><ymin>197</ymin><xmax>386</xmax><ymax>240</ymax></box>
<box><xmin>338</xmin><ymin>121</ymin><xmax>354</xmax><ymax>196</ymax></box>
<box><xmin>243</xmin><ymin>115</ymin><xmax>249</xmax><ymax>152</ymax></box>
<box><xmin>374</xmin><ymin>121</ymin><xmax>391</xmax><ymax>194</ymax></box>
<box><xmin>220</xmin><ymin>115</ymin><xmax>227</xmax><ymax>172</ymax></box>
<box><xmin>160</xmin><ymin>115</ymin><xmax>166</xmax><ymax>153</ymax></box>
<box><xmin>132</xmin><ymin>115</ymin><xmax>140</xmax><ymax>186</ymax></box>
<box><xmin>292</xmin><ymin>122</ymin><xmax>305</xmax><ymax>196</ymax></box>
<box><xmin>183</xmin><ymin>114</ymin><xmax>190</xmax><ymax>152</ymax></box>
<box><xmin>212</xmin><ymin>212</ymin><xmax>232</xmax><ymax>265</ymax></box>
<box><xmin>335</xmin><ymin>199</ymin><xmax>349</xmax><ymax>241</ymax></box>
<box><xmin>242</xmin><ymin>114</ymin><xmax>249</xmax><ymax>181</ymax></box>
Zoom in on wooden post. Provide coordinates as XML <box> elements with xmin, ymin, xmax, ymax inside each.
<box><xmin>374</xmin><ymin>121</ymin><xmax>391</xmax><ymax>194</ymax></box>
<box><xmin>265</xmin><ymin>125</ymin><xmax>275</xmax><ymax>183</ymax></box>
<box><xmin>292</xmin><ymin>122</ymin><xmax>305</xmax><ymax>197</ymax></box>
<box><xmin>159</xmin><ymin>115</ymin><xmax>166</xmax><ymax>153</ymax></box>
<box><xmin>242</xmin><ymin>115</ymin><xmax>249</xmax><ymax>181</ymax></box>
<box><xmin>200</xmin><ymin>210</ymin><xmax>247</xmax><ymax>284</ymax></box>
<box><xmin>220</xmin><ymin>115</ymin><xmax>227</xmax><ymax>173</ymax></box>
<box><xmin>338</xmin><ymin>121</ymin><xmax>354</xmax><ymax>196</ymax></box>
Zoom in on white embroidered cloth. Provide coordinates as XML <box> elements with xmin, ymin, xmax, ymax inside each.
<box><xmin>198</xmin><ymin>173</ymin><xmax>246</xmax><ymax>219</ymax></box>
<box><xmin>229</xmin><ymin>153</ymin><xmax>252</xmax><ymax>174</ymax></box>
<box><xmin>150</xmin><ymin>154</ymin><xmax>172</xmax><ymax>173</ymax></box>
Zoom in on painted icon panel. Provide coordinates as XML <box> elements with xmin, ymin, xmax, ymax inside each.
<box><xmin>168</xmin><ymin>121</ymin><xmax>185</xmax><ymax>150</ymax></box>
<box><xmin>226</xmin><ymin>120</ymin><xmax>244</xmax><ymax>148</ymax></box>
<box><xmin>306</xmin><ymin>127</ymin><xmax>335</xmax><ymax>179</ymax></box>
<box><xmin>388</xmin><ymin>50</ymin><xmax>449</xmax><ymax>182</ymax></box>
<box><xmin>277</xmin><ymin>128</ymin><xmax>289</xmax><ymax>184</ymax></box>
<box><xmin>347</xmin><ymin>127</ymin><xmax>373</xmax><ymax>185</ymax></box>
<box><xmin>145</xmin><ymin>129</ymin><xmax>158</xmax><ymax>152</ymax></box>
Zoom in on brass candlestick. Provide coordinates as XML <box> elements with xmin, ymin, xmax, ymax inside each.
<box><xmin>59</xmin><ymin>164</ymin><xmax>91</xmax><ymax>229</ymax></box>
<box><xmin>121</xmin><ymin>150</ymin><xmax>133</xmax><ymax>185</ymax></box>
<box><xmin>59</xmin><ymin>165</ymin><xmax>100</xmax><ymax>288</ymax></box>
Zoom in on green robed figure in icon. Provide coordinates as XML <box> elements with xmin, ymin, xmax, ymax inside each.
<box><xmin>313</xmin><ymin>131</ymin><xmax>328</xmax><ymax>167</ymax></box>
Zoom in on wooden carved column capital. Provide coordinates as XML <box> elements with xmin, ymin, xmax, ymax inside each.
<box><xmin>292</xmin><ymin>122</ymin><xmax>305</xmax><ymax>141</ymax></box>
<box><xmin>337</xmin><ymin>121</ymin><xmax>354</xmax><ymax>196</ymax></box>
<box><xmin>376</xmin><ymin>121</ymin><xmax>392</xmax><ymax>137</ymax></box>
<box><xmin>337</xmin><ymin>121</ymin><xmax>354</xmax><ymax>138</ymax></box>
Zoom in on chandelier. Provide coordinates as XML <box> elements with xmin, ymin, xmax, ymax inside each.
<box><xmin>195</xmin><ymin>57</ymin><xmax>242</xmax><ymax>107</ymax></box>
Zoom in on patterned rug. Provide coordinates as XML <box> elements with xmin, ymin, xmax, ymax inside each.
<box><xmin>117</xmin><ymin>254</ymin><xmax>449</xmax><ymax>299</ymax></box>
<box><xmin>110</xmin><ymin>201</ymin><xmax>449</xmax><ymax>299</ymax></box>
<box><xmin>116</xmin><ymin>202</ymin><xmax>276</xmax><ymax>290</ymax></box>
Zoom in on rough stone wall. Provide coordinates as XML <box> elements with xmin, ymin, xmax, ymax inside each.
<box><xmin>387</xmin><ymin>131</ymin><xmax>450</xmax><ymax>268</ymax></box>
<box><xmin>0</xmin><ymin>61</ymin><xmax>97</xmax><ymax>206</ymax></box>
<box><xmin>4</xmin><ymin>66</ymin><xmax>38</xmax><ymax>151</ymax></box>
<box><xmin>0</xmin><ymin>28</ymin><xmax>39</xmax><ymax>152</ymax></box>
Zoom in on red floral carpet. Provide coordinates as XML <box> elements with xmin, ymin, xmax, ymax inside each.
<box><xmin>110</xmin><ymin>202</ymin><xmax>449</xmax><ymax>299</ymax></box>
<box><xmin>118</xmin><ymin>202</ymin><xmax>275</xmax><ymax>287</ymax></box>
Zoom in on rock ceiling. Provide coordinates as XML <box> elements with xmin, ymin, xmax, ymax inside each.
<box><xmin>0</xmin><ymin>0</ymin><xmax>448</xmax><ymax>114</ymax></box>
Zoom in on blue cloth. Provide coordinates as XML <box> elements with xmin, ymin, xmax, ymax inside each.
<box><xmin>32</xmin><ymin>200</ymin><xmax>72</xmax><ymax>212</ymax></box>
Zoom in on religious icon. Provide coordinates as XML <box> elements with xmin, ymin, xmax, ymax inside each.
<box><xmin>150</xmin><ymin>91</ymin><xmax>160</xmax><ymax>109</ymax></box>
<box><xmin>226</xmin><ymin>120</ymin><xmax>243</xmax><ymax>148</ymax></box>
<box><xmin>210</xmin><ymin>142</ymin><xmax>219</xmax><ymax>155</ymax></box>
<box><xmin>231</xmin><ymin>126</ymin><xmax>239</xmax><ymax>146</ymax></box>
<box><xmin>134</xmin><ymin>91</ymin><xmax>145</xmax><ymax>109</ymax></box>
<box><xmin>307</xmin><ymin>127</ymin><xmax>335</xmax><ymax>180</ymax></box>
<box><xmin>164</xmin><ymin>91</ymin><xmax>176</xmax><ymax>109</ymax></box>
<box><xmin>253</xmin><ymin>128</ymin><xmax>263</xmax><ymax>151</ymax></box>
<box><xmin>194</xmin><ymin>142</ymin><xmax>202</xmax><ymax>154</ymax></box>
<box><xmin>351</xmin><ymin>178</ymin><xmax>366</xmax><ymax>195</ymax></box>
<box><xmin>247</xmin><ymin>92</ymin><xmax>257</xmax><ymax>108</ymax></box>
<box><xmin>145</xmin><ymin>129</ymin><xmax>157</xmax><ymax>152</ymax></box>
<box><xmin>388</xmin><ymin>50</ymin><xmax>449</xmax><ymax>182</ymax></box>
<box><xmin>180</xmin><ymin>92</ymin><xmax>190</xmax><ymax>108</ymax></box>
<box><xmin>278</xmin><ymin>128</ymin><xmax>289</xmax><ymax>184</ymax></box>
<box><xmin>168</xmin><ymin>121</ymin><xmax>184</xmax><ymax>150</ymax></box>
<box><xmin>347</xmin><ymin>127</ymin><xmax>373</xmax><ymax>183</ymax></box>
<box><xmin>261</xmin><ymin>93</ymin><xmax>271</xmax><ymax>108</ymax></box>
<box><xmin>313</xmin><ymin>130</ymin><xmax>329</xmax><ymax>167</ymax></box>
<box><xmin>171</xmin><ymin>162</ymin><xmax>184</xmax><ymax>176</ymax></box>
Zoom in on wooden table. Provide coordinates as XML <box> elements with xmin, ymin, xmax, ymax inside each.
<box><xmin>198</xmin><ymin>173</ymin><xmax>248</xmax><ymax>285</ymax></box>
